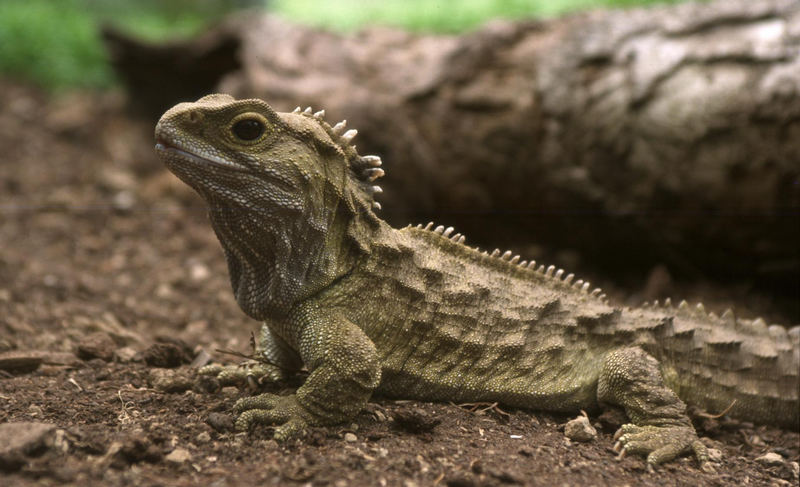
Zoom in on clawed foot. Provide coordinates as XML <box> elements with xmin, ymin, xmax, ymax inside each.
<box><xmin>198</xmin><ymin>364</ymin><xmax>312</xmax><ymax>441</ymax></box>
<box><xmin>233</xmin><ymin>393</ymin><xmax>312</xmax><ymax>441</ymax></box>
<box><xmin>612</xmin><ymin>423</ymin><xmax>712</xmax><ymax>472</ymax></box>
<box><xmin>199</xmin><ymin>361</ymin><xmax>285</xmax><ymax>391</ymax></box>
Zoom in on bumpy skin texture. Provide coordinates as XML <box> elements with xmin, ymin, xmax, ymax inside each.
<box><xmin>155</xmin><ymin>95</ymin><xmax>800</xmax><ymax>469</ymax></box>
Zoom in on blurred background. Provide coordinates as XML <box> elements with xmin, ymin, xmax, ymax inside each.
<box><xmin>0</xmin><ymin>0</ymin><xmax>689</xmax><ymax>92</ymax></box>
<box><xmin>0</xmin><ymin>0</ymin><xmax>796</xmax><ymax>348</ymax></box>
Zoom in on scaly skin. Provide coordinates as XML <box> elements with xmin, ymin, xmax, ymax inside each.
<box><xmin>155</xmin><ymin>95</ymin><xmax>800</xmax><ymax>470</ymax></box>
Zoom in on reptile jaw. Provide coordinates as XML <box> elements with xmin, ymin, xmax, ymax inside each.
<box><xmin>155</xmin><ymin>138</ymin><xmax>248</xmax><ymax>172</ymax></box>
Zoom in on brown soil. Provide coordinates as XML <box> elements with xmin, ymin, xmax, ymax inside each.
<box><xmin>0</xmin><ymin>81</ymin><xmax>797</xmax><ymax>486</ymax></box>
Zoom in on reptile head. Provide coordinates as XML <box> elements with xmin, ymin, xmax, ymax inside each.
<box><xmin>155</xmin><ymin>94</ymin><xmax>383</xmax><ymax>218</ymax></box>
<box><xmin>155</xmin><ymin>94</ymin><xmax>385</xmax><ymax>318</ymax></box>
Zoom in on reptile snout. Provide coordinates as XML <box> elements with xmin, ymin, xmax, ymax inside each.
<box><xmin>155</xmin><ymin>101</ymin><xmax>204</xmax><ymax>137</ymax></box>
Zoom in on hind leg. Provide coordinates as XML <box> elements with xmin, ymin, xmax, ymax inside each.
<box><xmin>598</xmin><ymin>347</ymin><xmax>710</xmax><ymax>471</ymax></box>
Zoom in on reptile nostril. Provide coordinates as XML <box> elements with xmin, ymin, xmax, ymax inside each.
<box><xmin>187</xmin><ymin>110</ymin><xmax>203</xmax><ymax>124</ymax></box>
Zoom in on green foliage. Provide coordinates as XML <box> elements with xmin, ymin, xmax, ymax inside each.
<box><xmin>0</xmin><ymin>0</ymin><xmax>692</xmax><ymax>91</ymax></box>
<box><xmin>0</xmin><ymin>0</ymin><xmax>242</xmax><ymax>91</ymax></box>
<box><xmin>271</xmin><ymin>0</ymin><xmax>691</xmax><ymax>32</ymax></box>
<box><xmin>0</xmin><ymin>0</ymin><xmax>111</xmax><ymax>90</ymax></box>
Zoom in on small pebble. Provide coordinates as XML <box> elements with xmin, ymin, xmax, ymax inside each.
<box><xmin>165</xmin><ymin>447</ymin><xmax>192</xmax><ymax>463</ymax></box>
<box><xmin>789</xmin><ymin>461</ymin><xmax>799</xmax><ymax>480</ymax></box>
<box><xmin>148</xmin><ymin>368</ymin><xmax>192</xmax><ymax>393</ymax></box>
<box><xmin>114</xmin><ymin>346</ymin><xmax>139</xmax><ymax>362</ymax></box>
<box><xmin>142</xmin><ymin>342</ymin><xmax>191</xmax><ymax>368</ymax></box>
<box><xmin>76</xmin><ymin>332</ymin><xmax>117</xmax><ymax>362</ymax></box>
<box><xmin>754</xmin><ymin>452</ymin><xmax>784</xmax><ymax>467</ymax></box>
<box><xmin>706</xmin><ymin>448</ymin><xmax>723</xmax><ymax>463</ymax></box>
<box><xmin>564</xmin><ymin>414</ymin><xmax>597</xmax><ymax>442</ymax></box>
<box><xmin>0</xmin><ymin>422</ymin><xmax>57</xmax><ymax>471</ymax></box>
<box><xmin>112</xmin><ymin>190</ymin><xmax>136</xmax><ymax>211</ymax></box>
<box><xmin>0</xmin><ymin>351</ymin><xmax>43</xmax><ymax>373</ymax></box>
<box><xmin>344</xmin><ymin>432</ymin><xmax>357</xmax><ymax>443</ymax></box>
<box><xmin>190</xmin><ymin>262</ymin><xmax>210</xmax><ymax>281</ymax></box>
<box><xmin>206</xmin><ymin>413</ymin><xmax>234</xmax><ymax>433</ymax></box>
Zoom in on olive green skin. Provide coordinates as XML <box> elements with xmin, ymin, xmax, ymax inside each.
<box><xmin>156</xmin><ymin>95</ymin><xmax>799</xmax><ymax>469</ymax></box>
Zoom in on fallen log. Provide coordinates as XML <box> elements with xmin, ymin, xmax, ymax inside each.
<box><xmin>105</xmin><ymin>0</ymin><xmax>800</xmax><ymax>316</ymax></box>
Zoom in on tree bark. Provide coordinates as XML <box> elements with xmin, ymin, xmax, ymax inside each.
<box><xmin>106</xmin><ymin>0</ymin><xmax>800</xmax><ymax>316</ymax></box>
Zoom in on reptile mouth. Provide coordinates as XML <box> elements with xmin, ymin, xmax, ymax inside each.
<box><xmin>155</xmin><ymin>137</ymin><xmax>247</xmax><ymax>171</ymax></box>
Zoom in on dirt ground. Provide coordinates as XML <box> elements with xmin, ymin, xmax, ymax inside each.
<box><xmin>0</xmin><ymin>81</ymin><xmax>797</xmax><ymax>486</ymax></box>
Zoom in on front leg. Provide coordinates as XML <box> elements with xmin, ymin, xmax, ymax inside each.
<box><xmin>597</xmin><ymin>347</ymin><xmax>710</xmax><ymax>471</ymax></box>
<box><xmin>234</xmin><ymin>304</ymin><xmax>381</xmax><ymax>441</ymax></box>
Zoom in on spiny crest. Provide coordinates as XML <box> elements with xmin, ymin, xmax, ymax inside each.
<box><xmin>412</xmin><ymin>222</ymin><xmax>607</xmax><ymax>303</ymax></box>
<box><xmin>292</xmin><ymin>106</ymin><xmax>384</xmax><ymax>211</ymax></box>
<box><xmin>640</xmin><ymin>299</ymin><xmax>796</xmax><ymax>341</ymax></box>
<box><xmin>643</xmin><ymin>299</ymin><xmax>721</xmax><ymax>321</ymax></box>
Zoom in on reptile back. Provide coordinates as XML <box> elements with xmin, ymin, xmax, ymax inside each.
<box><xmin>322</xmin><ymin>225</ymin><xmax>799</xmax><ymax>428</ymax></box>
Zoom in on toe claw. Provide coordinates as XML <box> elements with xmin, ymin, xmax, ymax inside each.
<box><xmin>274</xmin><ymin>417</ymin><xmax>307</xmax><ymax>442</ymax></box>
<box><xmin>246</xmin><ymin>375</ymin><xmax>259</xmax><ymax>393</ymax></box>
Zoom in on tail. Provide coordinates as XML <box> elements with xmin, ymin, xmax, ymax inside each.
<box><xmin>639</xmin><ymin>301</ymin><xmax>799</xmax><ymax>430</ymax></box>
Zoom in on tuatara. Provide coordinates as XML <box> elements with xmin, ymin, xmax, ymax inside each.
<box><xmin>155</xmin><ymin>94</ymin><xmax>799</xmax><ymax>470</ymax></box>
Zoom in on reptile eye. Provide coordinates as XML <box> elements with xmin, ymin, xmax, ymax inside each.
<box><xmin>232</xmin><ymin>118</ymin><xmax>265</xmax><ymax>141</ymax></box>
